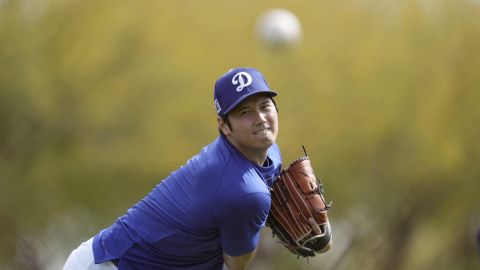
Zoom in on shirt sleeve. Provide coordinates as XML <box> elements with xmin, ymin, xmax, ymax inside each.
<box><xmin>218</xmin><ymin>192</ymin><xmax>271</xmax><ymax>256</ymax></box>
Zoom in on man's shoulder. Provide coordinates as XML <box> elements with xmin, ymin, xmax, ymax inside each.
<box><xmin>199</xmin><ymin>136</ymin><xmax>231</xmax><ymax>164</ymax></box>
<box><xmin>178</xmin><ymin>137</ymin><xmax>234</xmax><ymax>186</ymax></box>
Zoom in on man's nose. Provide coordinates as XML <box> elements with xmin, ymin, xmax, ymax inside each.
<box><xmin>254</xmin><ymin>111</ymin><xmax>267</xmax><ymax>124</ymax></box>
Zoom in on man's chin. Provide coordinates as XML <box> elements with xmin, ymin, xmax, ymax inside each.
<box><xmin>256</xmin><ymin>137</ymin><xmax>275</xmax><ymax>149</ymax></box>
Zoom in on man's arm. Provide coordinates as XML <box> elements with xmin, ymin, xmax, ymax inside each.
<box><xmin>223</xmin><ymin>248</ymin><xmax>257</xmax><ymax>270</ymax></box>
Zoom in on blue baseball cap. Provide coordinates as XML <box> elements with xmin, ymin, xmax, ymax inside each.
<box><xmin>214</xmin><ymin>67</ymin><xmax>277</xmax><ymax>117</ymax></box>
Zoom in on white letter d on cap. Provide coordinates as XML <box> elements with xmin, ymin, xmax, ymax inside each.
<box><xmin>232</xmin><ymin>72</ymin><xmax>252</xmax><ymax>92</ymax></box>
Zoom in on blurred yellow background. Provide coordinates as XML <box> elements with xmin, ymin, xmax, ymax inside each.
<box><xmin>1</xmin><ymin>0</ymin><xmax>479</xmax><ymax>269</ymax></box>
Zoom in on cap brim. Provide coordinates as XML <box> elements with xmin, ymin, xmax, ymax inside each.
<box><xmin>222</xmin><ymin>90</ymin><xmax>277</xmax><ymax>116</ymax></box>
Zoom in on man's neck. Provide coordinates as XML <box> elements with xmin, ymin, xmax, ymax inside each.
<box><xmin>244</xmin><ymin>152</ymin><xmax>268</xmax><ymax>167</ymax></box>
<box><xmin>225</xmin><ymin>137</ymin><xmax>268</xmax><ymax>166</ymax></box>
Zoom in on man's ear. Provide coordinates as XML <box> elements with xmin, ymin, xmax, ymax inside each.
<box><xmin>217</xmin><ymin>116</ymin><xmax>231</xmax><ymax>136</ymax></box>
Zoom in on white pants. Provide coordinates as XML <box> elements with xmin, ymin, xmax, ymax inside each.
<box><xmin>63</xmin><ymin>238</ymin><xmax>117</xmax><ymax>270</ymax></box>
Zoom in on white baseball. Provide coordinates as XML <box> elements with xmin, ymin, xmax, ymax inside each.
<box><xmin>256</xmin><ymin>8</ymin><xmax>302</xmax><ymax>48</ymax></box>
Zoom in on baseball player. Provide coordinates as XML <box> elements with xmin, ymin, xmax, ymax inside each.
<box><xmin>64</xmin><ymin>67</ymin><xmax>282</xmax><ymax>270</ymax></box>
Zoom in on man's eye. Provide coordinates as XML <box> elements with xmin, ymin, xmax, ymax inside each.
<box><xmin>262</xmin><ymin>102</ymin><xmax>273</xmax><ymax>109</ymax></box>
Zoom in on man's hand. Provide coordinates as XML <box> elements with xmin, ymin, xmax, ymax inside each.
<box><xmin>223</xmin><ymin>248</ymin><xmax>257</xmax><ymax>270</ymax></box>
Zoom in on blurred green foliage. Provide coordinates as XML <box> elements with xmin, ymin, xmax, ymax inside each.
<box><xmin>1</xmin><ymin>0</ymin><xmax>479</xmax><ymax>269</ymax></box>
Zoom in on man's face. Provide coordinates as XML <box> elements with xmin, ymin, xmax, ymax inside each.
<box><xmin>218</xmin><ymin>94</ymin><xmax>278</xmax><ymax>156</ymax></box>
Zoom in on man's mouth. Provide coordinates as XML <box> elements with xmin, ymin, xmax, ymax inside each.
<box><xmin>254</xmin><ymin>127</ymin><xmax>271</xmax><ymax>135</ymax></box>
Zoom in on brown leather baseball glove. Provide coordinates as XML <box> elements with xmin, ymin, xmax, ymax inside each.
<box><xmin>267</xmin><ymin>152</ymin><xmax>332</xmax><ymax>257</ymax></box>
